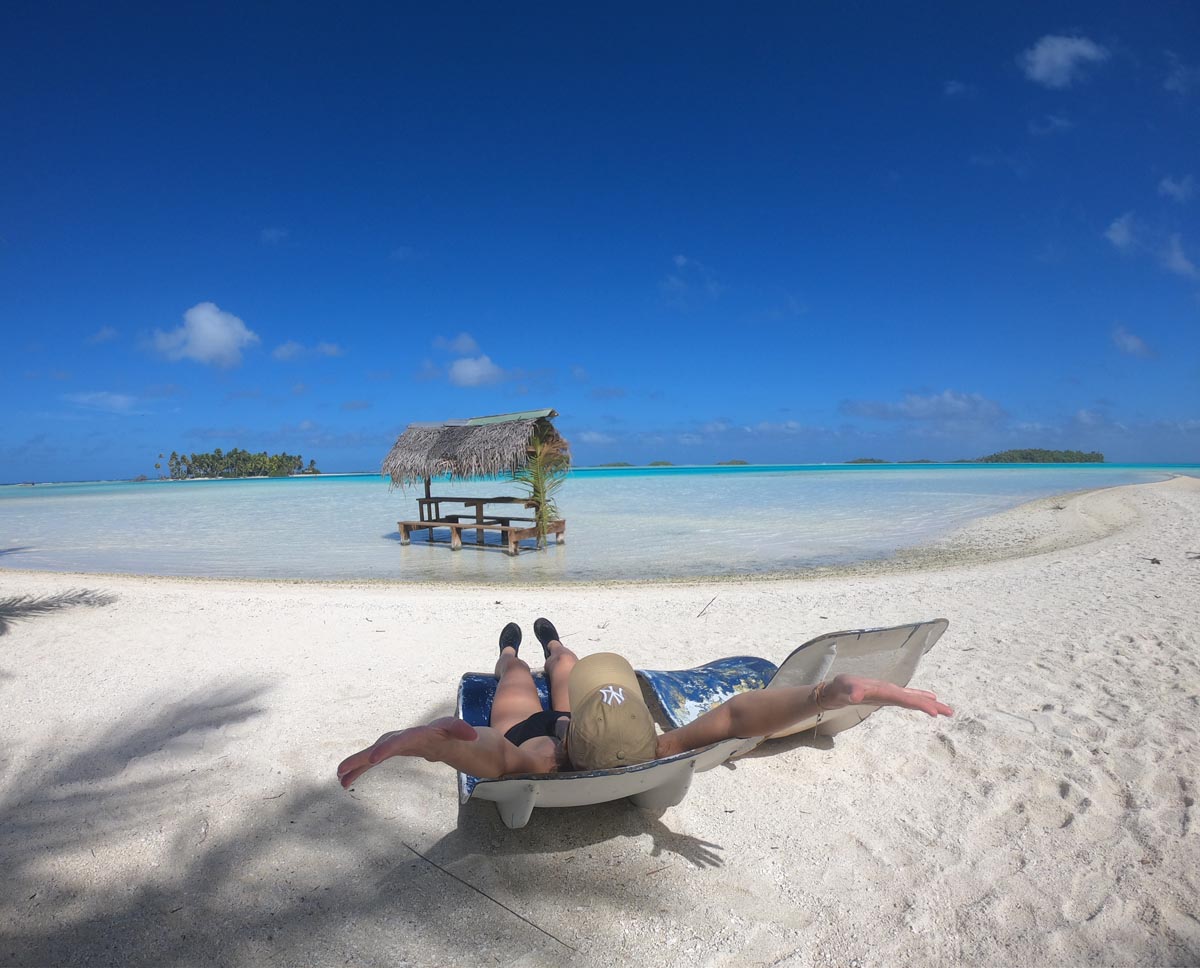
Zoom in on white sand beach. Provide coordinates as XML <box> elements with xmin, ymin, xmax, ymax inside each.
<box><xmin>1</xmin><ymin>477</ymin><xmax>1198</xmax><ymax>967</ymax></box>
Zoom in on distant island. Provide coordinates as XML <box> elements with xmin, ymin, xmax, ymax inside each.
<box><xmin>974</xmin><ymin>449</ymin><xmax>1103</xmax><ymax>463</ymax></box>
<box><xmin>154</xmin><ymin>448</ymin><xmax>321</xmax><ymax>480</ymax></box>
<box><xmin>846</xmin><ymin>449</ymin><xmax>1104</xmax><ymax>465</ymax></box>
<box><xmin>585</xmin><ymin>450</ymin><xmax>1104</xmax><ymax>470</ymax></box>
<box><xmin>847</xmin><ymin>458</ymin><xmax>926</xmax><ymax>464</ymax></box>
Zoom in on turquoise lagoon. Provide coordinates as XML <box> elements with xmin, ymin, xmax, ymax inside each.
<box><xmin>1</xmin><ymin>464</ymin><xmax>1196</xmax><ymax>583</ymax></box>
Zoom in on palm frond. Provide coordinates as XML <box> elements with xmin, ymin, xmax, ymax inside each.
<box><xmin>511</xmin><ymin>427</ymin><xmax>571</xmax><ymax>548</ymax></box>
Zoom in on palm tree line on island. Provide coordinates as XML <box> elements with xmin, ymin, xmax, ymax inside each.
<box><xmin>152</xmin><ymin>448</ymin><xmax>320</xmax><ymax>480</ymax></box>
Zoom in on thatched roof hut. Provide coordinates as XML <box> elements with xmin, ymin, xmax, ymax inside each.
<box><xmin>382</xmin><ymin>408</ymin><xmax>568</xmax><ymax>490</ymax></box>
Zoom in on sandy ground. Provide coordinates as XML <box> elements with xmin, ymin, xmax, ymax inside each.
<box><xmin>1</xmin><ymin>477</ymin><xmax>1198</xmax><ymax>968</ymax></box>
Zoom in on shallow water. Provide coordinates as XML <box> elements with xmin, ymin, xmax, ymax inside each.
<box><xmin>1</xmin><ymin>464</ymin><xmax>1195</xmax><ymax>582</ymax></box>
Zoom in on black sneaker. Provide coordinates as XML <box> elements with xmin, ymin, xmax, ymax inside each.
<box><xmin>533</xmin><ymin>617</ymin><xmax>560</xmax><ymax>658</ymax></box>
<box><xmin>499</xmin><ymin>622</ymin><xmax>522</xmax><ymax>655</ymax></box>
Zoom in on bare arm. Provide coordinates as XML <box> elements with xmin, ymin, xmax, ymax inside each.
<box><xmin>337</xmin><ymin>716</ymin><xmax>548</xmax><ymax>788</ymax></box>
<box><xmin>656</xmin><ymin>674</ymin><xmax>953</xmax><ymax>758</ymax></box>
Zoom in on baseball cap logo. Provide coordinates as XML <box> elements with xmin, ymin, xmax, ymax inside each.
<box><xmin>599</xmin><ymin>685</ymin><xmax>625</xmax><ymax>705</ymax></box>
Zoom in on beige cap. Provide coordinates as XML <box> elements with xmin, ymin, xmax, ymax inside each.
<box><xmin>567</xmin><ymin>653</ymin><xmax>658</xmax><ymax>771</ymax></box>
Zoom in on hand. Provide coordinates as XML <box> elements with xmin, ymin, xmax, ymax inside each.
<box><xmin>824</xmin><ymin>674</ymin><xmax>953</xmax><ymax>718</ymax></box>
<box><xmin>336</xmin><ymin>717</ymin><xmax>478</xmax><ymax>789</ymax></box>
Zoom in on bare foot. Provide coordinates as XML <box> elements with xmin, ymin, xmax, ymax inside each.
<box><xmin>827</xmin><ymin>674</ymin><xmax>954</xmax><ymax>718</ymax></box>
<box><xmin>337</xmin><ymin>717</ymin><xmax>478</xmax><ymax>788</ymax></box>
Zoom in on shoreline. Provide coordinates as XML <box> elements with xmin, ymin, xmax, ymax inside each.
<box><xmin>7</xmin><ymin>460</ymin><xmax>1198</xmax><ymax>490</ymax></box>
<box><xmin>1</xmin><ymin>477</ymin><xmax>1188</xmax><ymax>590</ymax></box>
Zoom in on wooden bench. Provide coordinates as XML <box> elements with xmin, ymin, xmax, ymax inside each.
<box><xmin>398</xmin><ymin>518</ymin><xmax>566</xmax><ymax>556</ymax></box>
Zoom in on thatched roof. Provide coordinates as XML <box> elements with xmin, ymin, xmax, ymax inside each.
<box><xmin>382</xmin><ymin>409</ymin><xmax>568</xmax><ymax>487</ymax></box>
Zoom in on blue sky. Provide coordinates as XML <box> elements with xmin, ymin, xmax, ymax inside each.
<box><xmin>2</xmin><ymin>2</ymin><xmax>1198</xmax><ymax>482</ymax></box>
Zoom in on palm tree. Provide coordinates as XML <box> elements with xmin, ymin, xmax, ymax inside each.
<box><xmin>512</xmin><ymin>426</ymin><xmax>570</xmax><ymax>549</ymax></box>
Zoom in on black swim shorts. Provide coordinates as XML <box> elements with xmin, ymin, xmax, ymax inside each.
<box><xmin>503</xmin><ymin>709</ymin><xmax>570</xmax><ymax>747</ymax></box>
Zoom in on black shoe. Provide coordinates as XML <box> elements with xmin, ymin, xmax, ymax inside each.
<box><xmin>499</xmin><ymin>622</ymin><xmax>522</xmax><ymax>655</ymax></box>
<box><xmin>533</xmin><ymin>617</ymin><xmax>560</xmax><ymax>658</ymax></box>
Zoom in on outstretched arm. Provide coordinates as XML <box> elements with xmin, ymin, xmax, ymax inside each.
<box><xmin>656</xmin><ymin>674</ymin><xmax>953</xmax><ymax>758</ymax></box>
<box><xmin>337</xmin><ymin>717</ymin><xmax>545</xmax><ymax>788</ymax></box>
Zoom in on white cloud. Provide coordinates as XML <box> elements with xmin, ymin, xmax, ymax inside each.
<box><xmin>448</xmin><ymin>355</ymin><xmax>504</xmax><ymax>387</ymax></box>
<box><xmin>1163</xmin><ymin>234</ymin><xmax>1199</xmax><ymax>279</ymax></box>
<box><xmin>1028</xmin><ymin>114</ymin><xmax>1074</xmax><ymax>135</ymax></box>
<box><xmin>1019</xmin><ymin>35</ymin><xmax>1109</xmax><ymax>89</ymax></box>
<box><xmin>661</xmin><ymin>273</ymin><xmax>688</xmax><ymax>298</ymax></box>
<box><xmin>943</xmin><ymin>80</ymin><xmax>972</xmax><ymax>97</ymax></box>
<box><xmin>841</xmin><ymin>389</ymin><xmax>1005</xmax><ymax>423</ymax></box>
<box><xmin>434</xmin><ymin>332</ymin><xmax>479</xmax><ymax>354</ymax></box>
<box><xmin>63</xmin><ymin>391</ymin><xmax>138</xmax><ymax>414</ymax></box>
<box><xmin>753</xmin><ymin>420</ymin><xmax>810</xmax><ymax>435</ymax></box>
<box><xmin>1073</xmin><ymin>408</ymin><xmax>1108</xmax><ymax>428</ymax></box>
<box><xmin>153</xmin><ymin>302</ymin><xmax>259</xmax><ymax>368</ymax></box>
<box><xmin>1112</xmin><ymin>325</ymin><xmax>1154</xmax><ymax>358</ymax></box>
<box><xmin>765</xmin><ymin>291</ymin><xmax>808</xmax><ymax>320</ymax></box>
<box><xmin>1158</xmin><ymin>174</ymin><xmax>1195</xmax><ymax>203</ymax></box>
<box><xmin>1165</xmin><ymin>52</ymin><xmax>1199</xmax><ymax>95</ymax></box>
<box><xmin>579</xmin><ymin>431</ymin><xmax>615</xmax><ymax>445</ymax></box>
<box><xmin>389</xmin><ymin>246</ymin><xmax>413</xmax><ymax>261</ymax></box>
<box><xmin>273</xmin><ymin>340</ymin><xmax>345</xmax><ymax>361</ymax></box>
<box><xmin>86</xmin><ymin>326</ymin><xmax>118</xmax><ymax>345</ymax></box>
<box><xmin>1104</xmin><ymin>212</ymin><xmax>1136</xmax><ymax>250</ymax></box>
<box><xmin>260</xmin><ymin>227</ymin><xmax>288</xmax><ymax>245</ymax></box>
<box><xmin>430</xmin><ymin>335</ymin><xmax>511</xmax><ymax>387</ymax></box>
<box><xmin>661</xmin><ymin>255</ymin><xmax>722</xmax><ymax>307</ymax></box>
<box><xmin>968</xmin><ymin>152</ymin><xmax>1030</xmax><ymax>178</ymax></box>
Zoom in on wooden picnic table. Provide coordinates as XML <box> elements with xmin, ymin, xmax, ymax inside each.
<box><xmin>401</xmin><ymin>494</ymin><xmax>563</xmax><ymax>555</ymax></box>
<box><xmin>418</xmin><ymin>494</ymin><xmax>536</xmax><ymax>521</ymax></box>
<box><xmin>418</xmin><ymin>495</ymin><xmax>539</xmax><ymax>540</ymax></box>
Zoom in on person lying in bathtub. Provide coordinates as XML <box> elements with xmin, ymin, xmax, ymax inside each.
<box><xmin>337</xmin><ymin>618</ymin><xmax>953</xmax><ymax>788</ymax></box>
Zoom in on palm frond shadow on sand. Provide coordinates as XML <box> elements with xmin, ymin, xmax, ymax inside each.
<box><xmin>0</xmin><ymin>682</ymin><xmax>452</xmax><ymax>967</ymax></box>
<box><xmin>0</xmin><ymin>589</ymin><xmax>116</xmax><ymax>637</ymax></box>
<box><xmin>1</xmin><ymin>679</ymin><xmax>706</xmax><ymax>966</ymax></box>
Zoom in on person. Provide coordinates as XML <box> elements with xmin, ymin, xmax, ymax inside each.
<box><xmin>337</xmin><ymin>617</ymin><xmax>953</xmax><ymax>789</ymax></box>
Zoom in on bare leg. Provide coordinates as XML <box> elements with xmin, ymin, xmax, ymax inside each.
<box><xmin>490</xmin><ymin>647</ymin><xmax>544</xmax><ymax>735</ymax></box>
<box><xmin>545</xmin><ymin>638</ymin><xmax>578</xmax><ymax>712</ymax></box>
